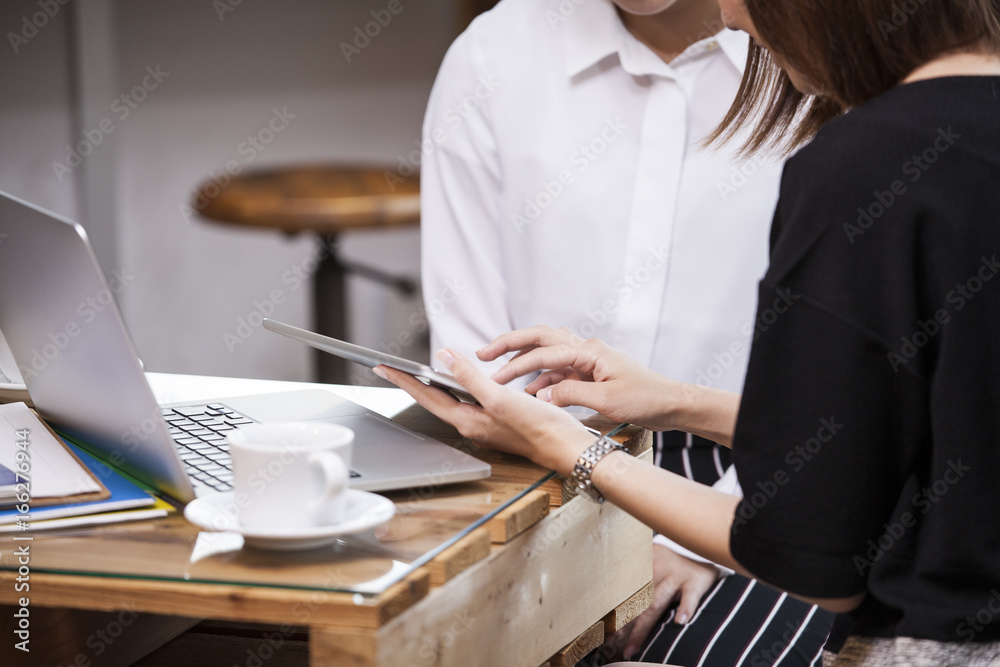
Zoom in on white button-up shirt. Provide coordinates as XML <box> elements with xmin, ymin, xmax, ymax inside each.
<box><xmin>420</xmin><ymin>0</ymin><xmax>783</xmax><ymax>396</ymax></box>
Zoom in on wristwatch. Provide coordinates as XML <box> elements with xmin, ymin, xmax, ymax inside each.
<box><xmin>569</xmin><ymin>435</ymin><xmax>628</xmax><ymax>504</ymax></box>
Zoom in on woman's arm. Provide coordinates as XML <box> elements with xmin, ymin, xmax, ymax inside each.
<box><xmin>591</xmin><ymin>450</ymin><xmax>865</xmax><ymax>613</ymax></box>
<box><xmin>377</xmin><ymin>349</ymin><xmax>865</xmax><ymax>613</ymax></box>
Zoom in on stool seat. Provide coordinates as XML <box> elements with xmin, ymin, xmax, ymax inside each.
<box><xmin>191</xmin><ymin>164</ymin><xmax>421</xmax><ymax>384</ymax></box>
<box><xmin>194</xmin><ymin>165</ymin><xmax>419</xmax><ymax>234</ymax></box>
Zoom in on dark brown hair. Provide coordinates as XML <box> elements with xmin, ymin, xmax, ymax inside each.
<box><xmin>713</xmin><ymin>0</ymin><xmax>1000</xmax><ymax>155</ymax></box>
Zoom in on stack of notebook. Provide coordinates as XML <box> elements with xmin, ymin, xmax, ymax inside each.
<box><xmin>0</xmin><ymin>402</ymin><xmax>173</xmax><ymax>532</ymax></box>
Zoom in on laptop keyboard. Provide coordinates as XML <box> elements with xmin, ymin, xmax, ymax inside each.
<box><xmin>160</xmin><ymin>403</ymin><xmax>363</xmax><ymax>495</ymax></box>
<box><xmin>161</xmin><ymin>403</ymin><xmax>253</xmax><ymax>492</ymax></box>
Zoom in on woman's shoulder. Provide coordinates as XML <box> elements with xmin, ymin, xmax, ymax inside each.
<box><xmin>789</xmin><ymin>77</ymin><xmax>996</xmax><ymax>180</ymax></box>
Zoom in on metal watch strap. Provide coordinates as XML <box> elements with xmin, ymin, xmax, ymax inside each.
<box><xmin>569</xmin><ymin>435</ymin><xmax>627</xmax><ymax>504</ymax></box>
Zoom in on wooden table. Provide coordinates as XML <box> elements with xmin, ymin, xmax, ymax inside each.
<box><xmin>192</xmin><ymin>166</ymin><xmax>421</xmax><ymax>384</ymax></box>
<box><xmin>0</xmin><ymin>377</ymin><xmax>652</xmax><ymax>666</ymax></box>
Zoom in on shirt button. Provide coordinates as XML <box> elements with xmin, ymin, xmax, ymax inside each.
<box><xmin>706</xmin><ymin>41</ymin><xmax>719</xmax><ymax>51</ymax></box>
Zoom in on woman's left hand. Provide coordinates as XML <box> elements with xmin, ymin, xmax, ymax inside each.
<box><xmin>375</xmin><ymin>349</ymin><xmax>595</xmax><ymax>476</ymax></box>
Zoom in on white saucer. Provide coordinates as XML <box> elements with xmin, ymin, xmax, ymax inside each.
<box><xmin>184</xmin><ymin>489</ymin><xmax>396</xmax><ymax>551</ymax></box>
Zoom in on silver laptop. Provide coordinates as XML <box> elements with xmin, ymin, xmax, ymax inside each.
<box><xmin>0</xmin><ymin>191</ymin><xmax>490</xmax><ymax>503</ymax></box>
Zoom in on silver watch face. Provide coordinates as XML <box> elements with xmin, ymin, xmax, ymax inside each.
<box><xmin>571</xmin><ymin>435</ymin><xmax>622</xmax><ymax>504</ymax></box>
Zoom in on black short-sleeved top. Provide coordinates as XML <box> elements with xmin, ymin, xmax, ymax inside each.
<box><xmin>729</xmin><ymin>76</ymin><xmax>1000</xmax><ymax>643</ymax></box>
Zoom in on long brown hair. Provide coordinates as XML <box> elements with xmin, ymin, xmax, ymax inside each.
<box><xmin>713</xmin><ymin>0</ymin><xmax>1000</xmax><ymax>155</ymax></box>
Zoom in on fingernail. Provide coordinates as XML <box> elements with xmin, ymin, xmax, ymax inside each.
<box><xmin>372</xmin><ymin>366</ymin><xmax>387</xmax><ymax>380</ymax></box>
<box><xmin>676</xmin><ymin>612</ymin><xmax>688</xmax><ymax>625</ymax></box>
<box><xmin>436</xmin><ymin>348</ymin><xmax>456</xmax><ymax>370</ymax></box>
<box><xmin>537</xmin><ymin>387</ymin><xmax>553</xmax><ymax>402</ymax></box>
<box><xmin>624</xmin><ymin>645</ymin><xmax>636</xmax><ymax>659</ymax></box>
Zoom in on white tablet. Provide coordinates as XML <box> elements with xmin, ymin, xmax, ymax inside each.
<box><xmin>262</xmin><ymin>319</ymin><xmax>474</xmax><ymax>401</ymax></box>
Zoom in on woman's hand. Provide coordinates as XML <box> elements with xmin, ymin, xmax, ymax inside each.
<box><xmin>612</xmin><ymin>544</ymin><xmax>721</xmax><ymax>659</ymax></box>
<box><xmin>480</xmin><ymin>326</ymin><xmax>742</xmax><ymax>446</ymax></box>
<box><xmin>479</xmin><ymin>326</ymin><xmax>688</xmax><ymax>432</ymax></box>
<box><xmin>374</xmin><ymin>349</ymin><xmax>596</xmax><ymax>476</ymax></box>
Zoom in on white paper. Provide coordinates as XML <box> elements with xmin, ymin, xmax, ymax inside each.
<box><xmin>0</xmin><ymin>402</ymin><xmax>102</xmax><ymax>498</ymax></box>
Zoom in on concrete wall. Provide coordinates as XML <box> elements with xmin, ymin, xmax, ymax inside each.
<box><xmin>0</xmin><ymin>0</ymin><xmax>458</xmax><ymax>382</ymax></box>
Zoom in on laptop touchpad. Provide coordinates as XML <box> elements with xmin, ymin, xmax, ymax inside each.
<box><xmin>221</xmin><ymin>389</ymin><xmax>368</xmax><ymax>422</ymax></box>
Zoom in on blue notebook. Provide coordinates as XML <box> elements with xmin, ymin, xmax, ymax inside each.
<box><xmin>0</xmin><ymin>440</ymin><xmax>155</xmax><ymax>525</ymax></box>
<box><xmin>0</xmin><ymin>462</ymin><xmax>16</xmax><ymax>504</ymax></box>
<box><xmin>0</xmin><ymin>462</ymin><xmax>15</xmax><ymax>487</ymax></box>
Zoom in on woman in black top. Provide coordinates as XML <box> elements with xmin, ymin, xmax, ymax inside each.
<box><xmin>377</xmin><ymin>0</ymin><xmax>1000</xmax><ymax>664</ymax></box>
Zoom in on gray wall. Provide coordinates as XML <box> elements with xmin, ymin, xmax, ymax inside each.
<box><xmin>0</xmin><ymin>0</ymin><xmax>458</xmax><ymax>382</ymax></box>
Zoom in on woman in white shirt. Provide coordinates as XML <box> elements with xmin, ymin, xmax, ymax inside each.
<box><xmin>418</xmin><ymin>0</ymin><xmax>836</xmax><ymax>663</ymax></box>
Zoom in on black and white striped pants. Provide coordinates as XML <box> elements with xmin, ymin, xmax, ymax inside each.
<box><xmin>581</xmin><ymin>432</ymin><xmax>838</xmax><ymax>667</ymax></box>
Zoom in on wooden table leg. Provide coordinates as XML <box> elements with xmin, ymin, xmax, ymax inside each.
<box><xmin>603</xmin><ymin>581</ymin><xmax>655</xmax><ymax>634</ymax></box>
<box><xmin>369</xmin><ymin>497</ymin><xmax>652</xmax><ymax>666</ymax></box>
<box><xmin>543</xmin><ymin>621</ymin><xmax>605</xmax><ymax>667</ymax></box>
<box><xmin>310</xmin><ymin>628</ymin><xmax>376</xmax><ymax>667</ymax></box>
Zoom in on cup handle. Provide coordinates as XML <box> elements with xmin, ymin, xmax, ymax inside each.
<box><xmin>306</xmin><ymin>451</ymin><xmax>348</xmax><ymax>521</ymax></box>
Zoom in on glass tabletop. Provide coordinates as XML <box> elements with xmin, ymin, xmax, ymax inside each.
<box><xmin>0</xmin><ymin>469</ymin><xmax>555</xmax><ymax>596</ymax></box>
<box><xmin>0</xmin><ymin>376</ymin><xmax>629</xmax><ymax>598</ymax></box>
<box><xmin>0</xmin><ymin>390</ymin><xmax>560</xmax><ymax>597</ymax></box>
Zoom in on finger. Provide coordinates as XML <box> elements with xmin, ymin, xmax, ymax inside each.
<box><xmin>505</xmin><ymin>345</ymin><xmax>540</xmax><ymax>364</ymax></box>
<box><xmin>477</xmin><ymin>326</ymin><xmax>580</xmax><ymax>362</ymax></box>
<box><xmin>623</xmin><ymin>591</ymin><xmax>674</xmax><ymax>659</ymax></box>
<box><xmin>377</xmin><ymin>365</ymin><xmax>464</xmax><ymax>418</ymax></box>
<box><xmin>537</xmin><ymin>378</ymin><xmax>609</xmax><ymax>411</ymax></box>
<box><xmin>379</xmin><ymin>365</ymin><xmax>500</xmax><ymax>444</ymax></box>
<box><xmin>675</xmin><ymin>576</ymin><xmax>714</xmax><ymax>625</ymax></box>
<box><xmin>491</xmin><ymin>344</ymin><xmax>590</xmax><ymax>386</ymax></box>
<box><xmin>523</xmin><ymin>369</ymin><xmax>574</xmax><ymax>394</ymax></box>
<box><xmin>437</xmin><ymin>349</ymin><xmax>512</xmax><ymax>412</ymax></box>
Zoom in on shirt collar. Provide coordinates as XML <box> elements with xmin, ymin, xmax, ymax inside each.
<box><xmin>562</xmin><ymin>0</ymin><xmax>750</xmax><ymax>78</ymax></box>
<box><xmin>562</xmin><ymin>0</ymin><xmax>623</xmax><ymax>78</ymax></box>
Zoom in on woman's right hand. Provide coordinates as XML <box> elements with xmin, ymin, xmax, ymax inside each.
<box><xmin>479</xmin><ymin>326</ymin><xmax>690</xmax><ymax>432</ymax></box>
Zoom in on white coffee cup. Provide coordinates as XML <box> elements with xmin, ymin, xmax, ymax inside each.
<box><xmin>227</xmin><ymin>422</ymin><xmax>354</xmax><ymax>530</ymax></box>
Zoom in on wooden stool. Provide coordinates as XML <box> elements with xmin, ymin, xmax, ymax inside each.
<box><xmin>193</xmin><ymin>165</ymin><xmax>420</xmax><ymax>383</ymax></box>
